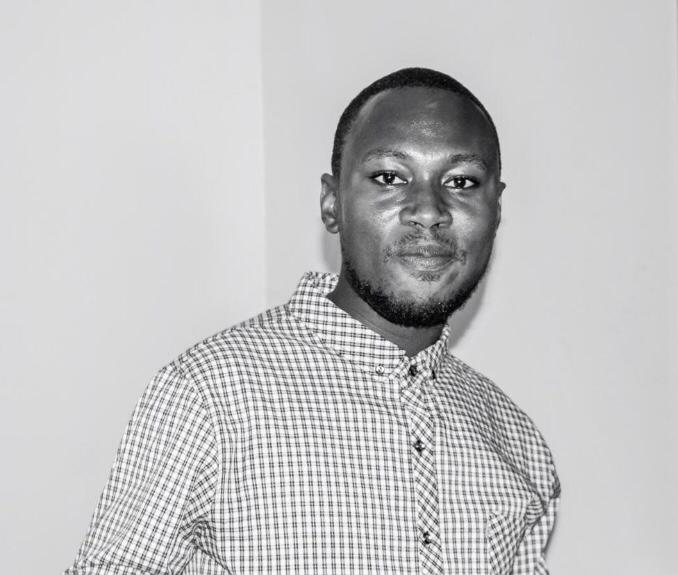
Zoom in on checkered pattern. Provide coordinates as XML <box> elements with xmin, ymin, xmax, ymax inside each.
<box><xmin>65</xmin><ymin>271</ymin><xmax>559</xmax><ymax>575</ymax></box>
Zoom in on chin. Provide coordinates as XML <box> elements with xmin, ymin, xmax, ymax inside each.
<box><xmin>344</xmin><ymin>251</ymin><xmax>487</xmax><ymax>323</ymax></box>
<box><xmin>391</xmin><ymin>267</ymin><xmax>462</xmax><ymax>298</ymax></box>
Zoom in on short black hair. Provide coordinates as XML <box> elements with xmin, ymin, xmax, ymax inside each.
<box><xmin>330</xmin><ymin>67</ymin><xmax>501</xmax><ymax>177</ymax></box>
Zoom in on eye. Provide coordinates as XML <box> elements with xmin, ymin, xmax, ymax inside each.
<box><xmin>371</xmin><ymin>171</ymin><xmax>408</xmax><ymax>186</ymax></box>
<box><xmin>445</xmin><ymin>175</ymin><xmax>478</xmax><ymax>190</ymax></box>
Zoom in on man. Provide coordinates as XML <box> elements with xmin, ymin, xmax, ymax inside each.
<box><xmin>65</xmin><ymin>67</ymin><xmax>559</xmax><ymax>575</ymax></box>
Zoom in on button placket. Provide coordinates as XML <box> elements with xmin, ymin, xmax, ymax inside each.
<box><xmin>399</xmin><ymin>368</ymin><xmax>443</xmax><ymax>574</ymax></box>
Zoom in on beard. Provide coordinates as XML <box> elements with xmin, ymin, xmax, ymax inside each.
<box><xmin>341</xmin><ymin>238</ymin><xmax>493</xmax><ymax>328</ymax></box>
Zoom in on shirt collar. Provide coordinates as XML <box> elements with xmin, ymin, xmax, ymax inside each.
<box><xmin>287</xmin><ymin>271</ymin><xmax>450</xmax><ymax>377</ymax></box>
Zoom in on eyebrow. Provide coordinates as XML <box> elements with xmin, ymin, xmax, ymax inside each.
<box><xmin>361</xmin><ymin>148</ymin><xmax>411</xmax><ymax>163</ymax></box>
<box><xmin>446</xmin><ymin>153</ymin><xmax>490</xmax><ymax>170</ymax></box>
<box><xmin>360</xmin><ymin>149</ymin><xmax>490</xmax><ymax>170</ymax></box>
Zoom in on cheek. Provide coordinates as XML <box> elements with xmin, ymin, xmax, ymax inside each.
<box><xmin>340</xmin><ymin>218</ymin><xmax>399</xmax><ymax>278</ymax></box>
<box><xmin>456</xmin><ymin>202</ymin><xmax>499</xmax><ymax>244</ymax></box>
<box><xmin>341</xmin><ymin>199</ymin><xmax>397</xmax><ymax>246</ymax></box>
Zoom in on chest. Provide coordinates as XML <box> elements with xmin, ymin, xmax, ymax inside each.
<box><xmin>204</xmin><ymin>360</ymin><xmax>539</xmax><ymax>574</ymax></box>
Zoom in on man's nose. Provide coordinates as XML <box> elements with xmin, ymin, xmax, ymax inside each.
<box><xmin>400</xmin><ymin>180</ymin><xmax>452</xmax><ymax>228</ymax></box>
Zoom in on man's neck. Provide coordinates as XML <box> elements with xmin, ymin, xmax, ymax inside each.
<box><xmin>326</xmin><ymin>274</ymin><xmax>444</xmax><ymax>357</ymax></box>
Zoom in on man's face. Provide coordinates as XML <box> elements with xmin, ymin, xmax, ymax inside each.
<box><xmin>321</xmin><ymin>87</ymin><xmax>504</xmax><ymax>327</ymax></box>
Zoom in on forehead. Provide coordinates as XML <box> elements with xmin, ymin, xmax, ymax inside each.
<box><xmin>343</xmin><ymin>87</ymin><xmax>497</xmax><ymax>166</ymax></box>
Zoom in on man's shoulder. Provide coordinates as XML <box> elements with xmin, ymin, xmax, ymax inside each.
<box><xmin>165</xmin><ymin>302</ymin><xmax>310</xmax><ymax>384</ymax></box>
<box><xmin>438</xmin><ymin>352</ymin><xmax>533</xmax><ymax>423</ymax></box>
<box><xmin>438</xmin><ymin>352</ymin><xmax>559</xmax><ymax>498</ymax></box>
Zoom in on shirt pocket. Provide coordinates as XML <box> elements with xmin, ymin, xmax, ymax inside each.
<box><xmin>484</xmin><ymin>503</ymin><xmax>528</xmax><ymax>575</ymax></box>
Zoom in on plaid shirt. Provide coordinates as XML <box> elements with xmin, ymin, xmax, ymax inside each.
<box><xmin>65</xmin><ymin>271</ymin><xmax>559</xmax><ymax>575</ymax></box>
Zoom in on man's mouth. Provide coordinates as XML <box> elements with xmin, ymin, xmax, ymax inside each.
<box><xmin>395</xmin><ymin>244</ymin><xmax>459</xmax><ymax>271</ymax></box>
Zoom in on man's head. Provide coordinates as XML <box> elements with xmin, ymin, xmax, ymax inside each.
<box><xmin>321</xmin><ymin>67</ymin><xmax>505</xmax><ymax>328</ymax></box>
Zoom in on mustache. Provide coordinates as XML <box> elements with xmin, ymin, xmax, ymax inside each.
<box><xmin>385</xmin><ymin>232</ymin><xmax>465</xmax><ymax>261</ymax></box>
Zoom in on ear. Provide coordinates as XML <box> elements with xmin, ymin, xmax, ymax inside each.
<box><xmin>495</xmin><ymin>181</ymin><xmax>506</xmax><ymax>230</ymax></box>
<box><xmin>320</xmin><ymin>173</ymin><xmax>341</xmax><ymax>233</ymax></box>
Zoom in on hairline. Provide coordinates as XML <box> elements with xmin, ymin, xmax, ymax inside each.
<box><xmin>331</xmin><ymin>69</ymin><xmax>502</xmax><ymax>180</ymax></box>
<box><xmin>341</xmin><ymin>87</ymin><xmax>499</xmax><ymax>177</ymax></box>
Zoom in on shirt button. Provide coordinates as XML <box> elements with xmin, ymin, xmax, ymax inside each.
<box><xmin>422</xmin><ymin>531</ymin><xmax>432</xmax><ymax>545</ymax></box>
<box><xmin>375</xmin><ymin>365</ymin><xmax>385</xmax><ymax>375</ymax></box>
<box><xmin>408</xmin><ymin>364</ymin><xmax>418</xmax><ymax>377</ymax></box>
<box><xmin>413</xmin><ymin>439</ymin><xmax>425</xmax><ymax>454</ymax></box>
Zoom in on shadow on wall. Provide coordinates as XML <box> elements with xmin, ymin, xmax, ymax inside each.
<box><xmin>320</xmin><ymin>227</ymin><xmax>492</xmax><ymax>350</ymax></box>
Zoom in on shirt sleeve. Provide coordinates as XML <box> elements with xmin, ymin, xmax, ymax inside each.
<box><xmin>64</xmin><ymin>363</ymin><xmax>218</xmax><ymax>575</ymax></box>
<box><xmin>511</xmin><ymin>490</ymin><xmax>560</xmax><ymax>575</ymax></box>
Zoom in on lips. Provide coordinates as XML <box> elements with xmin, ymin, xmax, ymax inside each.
<box><xmin>396</xmin><ymin>243</ymin><xmax>458</xmax><ymax>271</ymax></box>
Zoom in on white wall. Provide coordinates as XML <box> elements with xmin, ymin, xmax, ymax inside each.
<box><xmin>0</xmin><ymin>2</ymin><xmax>266</xmax><ymax>573</ymax></box>
<box><xmin>261</xmin><ymin>1</ymin><xmax>678</xmax><ymax>574</ymax></box>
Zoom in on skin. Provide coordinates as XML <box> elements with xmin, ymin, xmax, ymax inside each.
<box><xmin>320</xmin><ymin>87</ymin><xmax>505</xmax><ymax>356</ymax></box>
